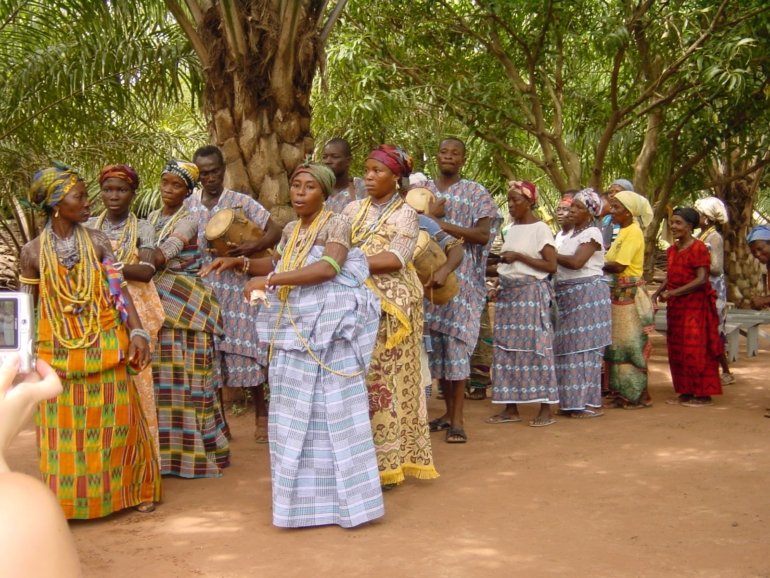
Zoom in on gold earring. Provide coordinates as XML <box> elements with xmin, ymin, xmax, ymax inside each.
<box><xmin>54</xmin><ymin>208</ymin><xmax>59</xmax><ymax>218</ymax></box>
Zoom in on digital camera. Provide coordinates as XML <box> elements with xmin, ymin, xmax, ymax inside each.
<box><xmin>0</xmin><ymin>292</ymin><xmax>35</xmax><ymax>374</ymax></box>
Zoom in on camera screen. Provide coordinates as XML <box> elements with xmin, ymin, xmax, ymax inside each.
<box><xmin>0</xmin><ymin>298</ymin><xmax>18</xmax><ymax>349</ymax></box>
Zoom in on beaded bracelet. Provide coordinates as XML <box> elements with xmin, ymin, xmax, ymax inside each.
<box><xmin>129</xmin><ymin>328</ymin><xmax>151</xmax><ymax>343</ymax></box>
<box><xmin>265</xmin><ymin>271</ymin><xmax>276</xmax><ymax>293</ymax></box>
<box><xmin>241</xmin><ymin>255</ymin><xmax>249</xmax><ymax>274</ymax></box>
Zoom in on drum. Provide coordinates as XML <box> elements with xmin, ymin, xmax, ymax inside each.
<box><xmin>204</xmin><ymin>207</ymin><xmax>265</xmax><ymax>256</ymax></box>
<box><xmin>405</xmin><ymin>187</ymin><xmax>435</xmax><ymax>214</ymax></box>
<box><xmin>412</xmin><ymin>231</ymin><xmax>459</xmax><ymax>305</ymax></box>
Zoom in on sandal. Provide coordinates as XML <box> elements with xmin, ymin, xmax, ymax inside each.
<box><xmin>429</xmin><ymin>418</ymin><xmax>451</xmax><ymax>432</ymax></box>
<box><xmin>621</xmin><ymin>401</ymin><xmax>653</xmax><ymax>410</ymax></box>
<box><xmin>254</xmin><ymin>426</ymin><xmax>269</xmax><ymax>444</ymax></box>
<box><xmin>681</xmin><ymin>398</ymin><xmax>713</xmax><ymax>407</ymax></box>
<box><xmin>136</xmin><ymin>502</ymin><xmax>156</xmax><ymax>514</ymax></box>
<box><xmin>446</xmin><ymin>427</ymin><xmax>468</xmax><ymax>443</ymax></box>
<box><xmin>570</xmin><ymin>409</ymin><xmax>604</xmax><ymax>419</ymax></box>
<box><xmin>467</xmin><ymin>389</ymin><xmax>487</xmax><ymax>401</ymax></box>
<box><xmin>529</xmin><ymin>416</ymin><xmax>556</xmax><ymax>428</ymax></box>
<box><xmin>485</xmin><ymin>413</ymin><xmax>521</xmax><ymax>424</ymax></box>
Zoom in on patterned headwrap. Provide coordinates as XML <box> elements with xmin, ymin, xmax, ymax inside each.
<box><xmin>508</xmin><ymin>180</ymin><xmax>538</xmax><ymax>205</ymax></box>
<box><xmin>162</xmin><ymin>159</ymin><xmax>199</xmax><ymax>192</ymax></box>
<box><xmin>99</xmin><ymin>164</ymin><xmax>140</xmax><ymax>191</ymax></box>
<box><xmin>367</xmin><ymin>144</ymin><xmax>413</xmax><ymax>178</ymax></box>
<box><xmin>573</xmin><ymin>187</ymin><xmax>602</xmax><ymax>218</ymax></box>
<box><xmin>694</xmin><ymin>196</ymin><xmax>728</xmax><ymax>225</ymax></box>
<box><xmin>747</xmin><ymin>225</ymin><xmax>770</xmax><ymax>244</ymax></box>
<box><xmin>557</xmin><ymin>196</ymin><xmax>573</xmax><ymax>207</ymax></box>
<box><xmin>29</xmin><ymin>162</ymin><xmax>83</xmax><ymax>210</ymax></box>
<box><xmin>672</xmin><ymin>207</ymin><xmax>700</xmax><ymax>231</ymax></box>
<box><xmin>290</xmin><ymin>162</ymin><xmax>336</xmax><ymax>199</ymax></box>
<box><xmin>611</xmin><ymin>178</ymin><xmax>634</xmax><ymax>192</ymax></box>
<box><xmin>614</xmin><ymin>190</ymin><xmax>653</xmax><ymax>229</ymax></box>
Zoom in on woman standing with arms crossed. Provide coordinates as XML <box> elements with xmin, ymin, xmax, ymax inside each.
<box><xmin>87</xmin><ymin>164</ymin><xmax>165</xmax><ymax>460</ymax></box>
<box><xmin>487</xmin><ymin>180</ymin><xmax>558</xmax><ymax>427</ymax></box>
<box><xmin>148</xmin><ymin>160</ymin><xmax>230</xmax><ymax>478</ymax></box>
<box><xmin>342</xmin><ymin>145</ymin><xmax>438</xmax><ymax>486</ymax></box>
<box><xmin>603</xmin><ymin>191</ymin><xmax>655</xmax><ymax>409</ymax></box>
<box><xmin>653</xmin><ymin>208</ymin><xmax>722</xmax><ymax>406</ymax></box>
<box><xmin>202</xmin><ymin>163</ymin><xmax>384</xmax><ymax>528</ymax></box>
<box><xmin>19</xmin><ymin>164</ymin><xmax>159</xmax><ymax>517</ymax></box>
<box><xmin>554</xmin><ymin>188</ymin><xmax>612</xmax><ymax>418</ymax></box>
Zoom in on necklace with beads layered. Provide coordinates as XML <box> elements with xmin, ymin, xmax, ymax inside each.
<box><xmin>150</xmin><ymin>206</ymin><xmax>187</xmax><ymax>243</ymax></box>
<box><xmin>94</xmin><ymin>212</ymin><xmax>137</xmax><ymax>262</ymax></box>
<box><xmin>350</xmin><ymin>193</ymin><xmax>402</xmax><ymax>247</ymax></box>
<box><xmin>276</xmin><ymin>209</ymin><xmax>332</xmax><ymax>301</ymax></box>
<box><xmin>39</xmin><ymin>225</ymin><xmax>103</xmax><ymax>348</ymax></box>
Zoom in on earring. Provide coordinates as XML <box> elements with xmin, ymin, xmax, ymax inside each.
<box><xmin>54</xmin><ymin>208</ymin><xmax>59</xmax><ymax>218</ymax></box>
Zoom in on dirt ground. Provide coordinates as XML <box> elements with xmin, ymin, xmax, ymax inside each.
<box><xmin>6</xmin><ymin>333</ymin><xmax>770</xmax><ymax>578</ymax></box>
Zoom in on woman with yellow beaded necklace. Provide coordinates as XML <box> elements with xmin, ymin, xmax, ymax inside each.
<box><xmin>19</xmin><ymin>164</ymin><xmax>160</xmax><ymax>519</ymax></box>
<box><xmin>202</xmin><ymin>163</ymin><xmax>384</xmax><ymax>528</ymax></box>
<box><xmin>341</xmin><ymin>145</ymin><xmax>438</xmax><ymax>489</ymax></box>
<box><xmin>86</xmin><ymin>164</ymin><xmax>165</xmax><ymax>463</ymax></box>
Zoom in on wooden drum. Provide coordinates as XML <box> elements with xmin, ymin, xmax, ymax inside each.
<box><xmin>412</xmin><ymin>230</ymin><xmax>459</xmax><ymax>305</ymax></box>
<box><xmin>204</xmin><ymin>207</ymin><xmax>265</xmax><ymax>256</ymax></box>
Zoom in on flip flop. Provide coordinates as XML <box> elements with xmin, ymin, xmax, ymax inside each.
<box><xmin>429</xmin><ymin>418</ymin><xmax>451</xmax><ymax>432</ymax></box>
<box><xmin>681</xmin><ymin>399</ymin><xmax>713</xmax><ymax>407</ymax></box>
<box><xmin>621</xmin><ymin>402</ymin><xmax>653</xmax><ymax>410</ymax></box>
<box><xmin>485</xmin><ymin>413</ymin><xmax>521</xmax><ymax>424</ymax></box>
<box><xmin>135</xmin><ymin>502</ymin><xmax>156</xmax><ymax>513</ymax></box>
<box><xmin>446</xmin><ymin>427</ymin><xmax>468</xmax><ymax>443</ymax></box>
<box><xmin>529</xmin><ymin>417</ymin><xmax>556</xmax><ymax>428</ymax></box>
<box><xmin>570</xmin><ymin>409</ymin><xmax>604</xmax><ymax>419</ymax></box>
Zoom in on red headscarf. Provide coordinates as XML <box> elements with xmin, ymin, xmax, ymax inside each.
<box><xmin>367</xmin><ymin>144</ymin><xmax>413</xmax><ymax>178</ymax></box>
<box><xmin>99</xmin><ymin>164</ymin><xmax>140</xmax><ymax>190</ymax></box>
<box><xmin>508</xmin><ymin>180</ymin><xmax>538</xmax><ymax>205</ymax></box>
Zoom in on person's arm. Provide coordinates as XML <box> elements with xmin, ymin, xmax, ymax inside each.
<box><xmin>122</xmin><ymin>220</ymin><xmax>157</xmax><ymax>282</ymax></box>
<box><xmin>501</xmin><ymin>243</ymin><xmax>557</xmax><ymax>274</ymax></box>
<box><xmin>228</xmin><ymin>199</ymin><xmax>283</xmax><ymax>257</ymax></box>
<box><xmin>368</xmin><ymin>205</ymin><xmax>419</xmax><ymax>274</ymax></box>
<box><xmin>750</xmin><ymin>295</ymin><xmax>770</xmax><ymax>310</ymax></box>
<box><xmin>18</xmin><ymin>240</ymin><xmax>40</xmax><ymax>302</ymax></box>
<box><xmin>707</xmin><ymin>233</ymin><xmax>724</xmax><ymax>276</ymax></box>
<box><xmin>651</xmin><ymin>275</ymin><xmax>668</xmax><ymax>305</ymax></box>
<box><xmin>367</xmin><ymin>252</ymin><xmax>404</xmax><ymax>274</ymax></box>
<box><xmin>434</xmin><ymin>216</ymin><xmax>492</xmax><ymax>246</ymax></box>
<box><xmin>658</xmin><ymin>267</ymin><xmax>708</xmax><ymax>302</ymax></box>
<box><xmin>153</xmin><ymin>216</ymin><xmax>198</xmax><ymax>268</ymax></box>
<box><xmin>557</xmin><ymin>240</ymin><xmax>601</xmax><ymax>270</ymax></box>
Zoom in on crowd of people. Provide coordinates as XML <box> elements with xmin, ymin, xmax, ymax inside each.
<box><xmin>12</xmin><ymin>137</ymin><xmax>770</xmax><ymax>530</ymax></box>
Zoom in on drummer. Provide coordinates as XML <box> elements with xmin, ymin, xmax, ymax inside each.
<box><xmin>189</xmin><ymin>145</ymin><xmax>282</xmax><ymax>443</ymax></box>
<box><xmin>403</xmin><ymin>187</ymin><xmax>464</xmax><ymax>406</ymax></box>
<box><xmin>413</xmin><ymin>138</ymin><xmax>501</xmax><ymax>444</ymax></box>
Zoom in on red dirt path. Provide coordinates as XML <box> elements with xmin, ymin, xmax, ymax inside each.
<box><xmin>6</xmin><ymin>334</ymin><xmax>770</xmax><ymax>577</ymax></box>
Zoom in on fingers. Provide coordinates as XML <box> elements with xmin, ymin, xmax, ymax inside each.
<box><xmin>0</xmin><ymin>354</ymin><xmax>20</xmax><ymax>395</ymax></box>
<box><xmin>23</xmin><ymin>359</ymin><xmax>63</xmax><ymax>401</ymax></box>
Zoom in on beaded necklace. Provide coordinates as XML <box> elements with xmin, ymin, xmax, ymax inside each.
<box><xmin>39</xmin><ymin>225</ymin><xmax>103</xmax><ymax>348</ymax></box>
<box><xmin>94</xmin><ymin>212</ymin><xmax>137</xmax><ymax>262</ymax></box>
<box><xmin>150</xmin><ymin>206</ymin><xmax>187</xmax><ymax>243</ymax></box>
<box><xmin>350</xmin><ymin>193</ymin><xmax>403</xmax><ymax>247</ymax></box>
<box><xmin>698</xmin><ymin>225</ymin><xmax>716</xmax><ymax>242</ymax></box>
<box><xmin>276</xmin><ymin>209</ymin><xmax>332</xmax><ymax>300</ymax></box>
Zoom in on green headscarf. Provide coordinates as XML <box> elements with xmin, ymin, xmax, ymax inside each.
<box><xmin>290</xmin><ymin>162</ymin><xmax>336</xmax><ymax>199</ymax></box>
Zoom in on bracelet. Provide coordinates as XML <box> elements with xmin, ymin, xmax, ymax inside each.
<box><xmin>113</xmin><ymin>261</ymin><xmax>125</xmax><ymax>271</ymax></box>
<box><xmin>130</xmin><ymin>328</ymin><xmax>151</xmax><ymax>343</ymax></box>
<box><xmin>320</xmin><ymin>255</ymin><xmax>341</xmax><ymax>274</ymax></box>
<box><xmin>241</xmin><ymin>255</ymin><xmax>249</xmax><ymax>274</ymax></box>
<box><xmin>18</xmin><ymin>276</ymin><xmax>40</xmax><ymax>285</ymax></box>
<box><xmin>265</xmin><ymin>271</ymin><xmax>276</xmax><ymax>293</ymax></box>
<box><xmin>139</xmin><ymin>261</ymin><xmax>156</xmax><ymax>273</ymax></box>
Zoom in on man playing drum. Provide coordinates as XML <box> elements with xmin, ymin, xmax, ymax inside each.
<box><xmin>414</xmin><ymin>138</ymin><xmax>501</xmax><ymax>444</ymax></box>
<box><xmin>189</xmin><ymin>145</ymin><xmax>282</xmax><ymax>442</ymax></box>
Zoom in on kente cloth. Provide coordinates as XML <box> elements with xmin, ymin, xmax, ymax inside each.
<box><xmin>87</xmin><ymin>214</ymin><xmax>164</xmax><ymax>461</ymax></box>
<box><xmin>35</xmin><ymin>262</ymin><xmax>160</xmax><ymax>519</ymax></box>
<box><xmin>491</xmin><ymin>276</ymin><xmax>558</xmax><ymax>404</ymax></box>
<box><xmin>326</xmin><ymin>177</ymin><xmax>366</xmax><ymax>214</ymax></box>
<box><xmin>417</xmin><ymin>179</ymin><xmax>501</xmax><ymax>359</ymax></box>
<box><xmin>149</xmin><ymin>208</ymin><xmax>229</xmax><ymax>477</ymax></box>
<box><xmin>604</xmin><ymin>276</ymin><xmax>654</xmax><ymax>404</ymax></box>
<box><xmin>554</xmin><ymin>276</ymin><xmax>612</xmax><ymax>410</ymax></box>
<box><xmin>258</xmin><ymin>245</ymin><xmax>383</xmax><ymax>528</ymax></box>
<box><xmin>665</xmin><ymin>240</ymin><xmax>723</xmax><ymax>397</ymax></box>
<box><xmin>153</xmin><ymin>327</ymin><xmax>230</xmax><ymax>477</ymax></box>
<box><xmin>186</xmin><ymin>190</ymin><xmax>270</xmax><ymax>385</ymax></box>
<box><xmin>342</xmin><ymin>199</ymin><xmax>437</xmax><ymax>485</ymax></box>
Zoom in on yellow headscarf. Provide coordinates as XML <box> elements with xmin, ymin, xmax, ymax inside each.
<box><xmin>615</xmin><ymin>190</ymin><xmax>653</xmax><ymax>229</ymax></box>
<box><xmin>29</xmin><ymin>163</ymin><xmax>82</xmax><ymax>210</ymax></box>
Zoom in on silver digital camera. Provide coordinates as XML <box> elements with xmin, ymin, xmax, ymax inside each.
<box><xmin>0</xmin><ymin>292</ymin><xmax>35</xmax><ymax>374</ymax></box>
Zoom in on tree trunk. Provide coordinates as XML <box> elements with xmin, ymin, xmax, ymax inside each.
<box><xmin>721</xmin><ymin>179</ymin><xmax>763</xmax><ymax>308</ymax></box>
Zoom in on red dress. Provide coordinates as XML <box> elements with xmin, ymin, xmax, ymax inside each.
<box><xmin>665</xmin><ymin>239</ymin><xmax>722</xmax><ymax>397</ymax></box>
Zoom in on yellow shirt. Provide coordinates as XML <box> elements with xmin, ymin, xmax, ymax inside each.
<box><xmin>605</xmin><ymin>221</ymin><xmax>644</xmax><ymax>278</ymax></box>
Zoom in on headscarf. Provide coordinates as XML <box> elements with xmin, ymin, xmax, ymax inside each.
<box><xmin>508</xmin><ymin>180</ymin><xmax>538</xmax><ymax>205</ymax></box>
<box><xmin>162</xmin><ymin>159</ymin><xmax>199</xmax><ymax>192</ymax></box>
<box><xmin>747</xmin><ymin>225</ymin><xmax>770</xmax><ymax>244</ymax></box>
<box><xmin>694</xmin><ymin>196</ymin><xmax>728</xmax><ymax>225</ymax></box>
<box><xmin>612</xmin><ymin>178</ymin><xmax>634</xmax><ymax>192</ymax></box>
<box><xmin>367</xmin><ymin>144</ymin><xmax>413</xmax><ymax>178</ymax></box>
<box><xmin>672</xmin><ymin>207</ymin><xmax>700</xmax><ymax>231</ymax></box>
<box><xmin>290</xmin><ymin>162</ymin><xmax>336</xmax><ymax>199</ymax></box>
<box><xmin>573</xmin><ymin>187</ymin><xmax>602</xmax><ymax>218</ymax></box>
<box><xmin>614</xmin><ymin>190</ymin><xmax>653</xmax><ymax>229</ymax></box>
<box><xmin>99</xmin><ymin>164</ymin><xmax>140</xmax><ymax>191</ymax></box>
<box><xmin>29</xmin><ymin>163</ymin><xmax>83</xmax><ymax>211</ymax></box>
<box><xmin>557</xmin><ymin>196</ymin><xmax>573</xmax><ymax>208</ymax></box>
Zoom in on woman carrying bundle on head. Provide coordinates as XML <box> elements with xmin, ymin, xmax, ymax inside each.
<box><xmin>148</xmin><ymin>160</ymin><xmax>230</xmax><ymax>478</ymax></box>
<box><xmin>201</xmin><ymin>162</ymin><xmax>384</xmax><ymax>528</ymax></box>
<box><xmin>19</xmin><ymin>164</ymin><xmax>160</xmax><ymax>518</ymax></box>
<box><xmin>653</xmin><ymin>207</ymin><xmax>722</xmax><ymax>407</ymax></box>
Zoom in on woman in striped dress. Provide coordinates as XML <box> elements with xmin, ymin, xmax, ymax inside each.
<box><xmin>148</xmin><ymin>160</ymin><xmax>229</xmax><ymax>478</ymax></box>
<box><xmin>202</xmin><ymin>163</ymin><xmax>383</xmax><ymax>528</ymax></box>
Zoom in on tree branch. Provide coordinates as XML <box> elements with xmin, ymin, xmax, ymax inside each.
<box><xmin>320</xmin><ymin>0</ymin><xmax>348</xmax><ymax>43</ymax></box>
<box><xmin>166</xmin><ymin>0</ymin><xmax>209</xmax><ymax>67</ymax></box>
